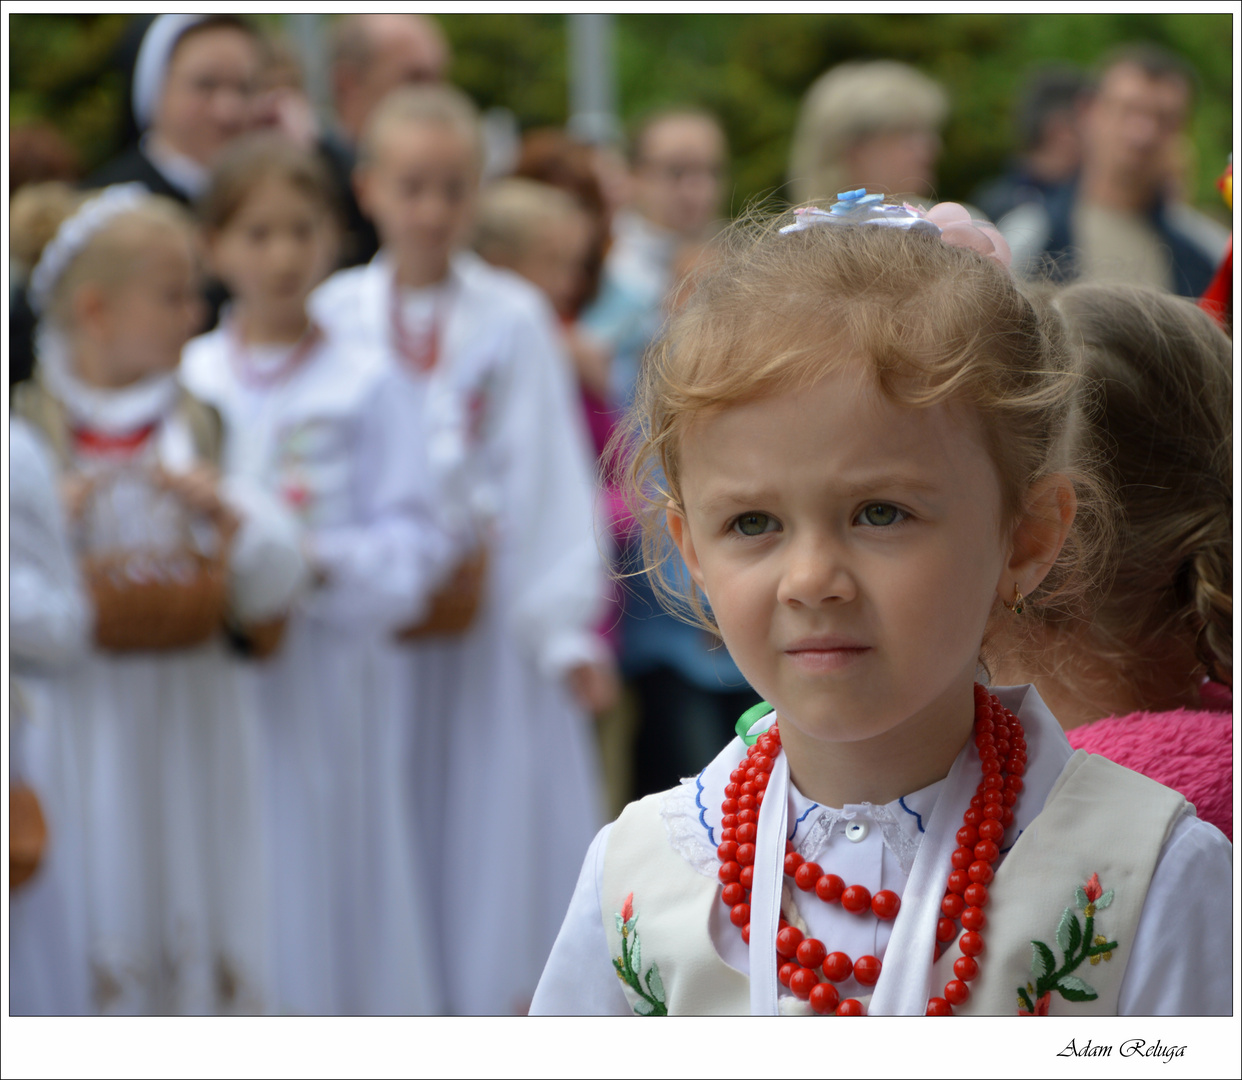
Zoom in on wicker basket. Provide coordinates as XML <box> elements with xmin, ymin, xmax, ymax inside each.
<box><xmin>86</xmin><ymin>548</ymin><xmax>229</xmax><ymax>652</ymax></box>
<box><xmin>76</xmin><ymin>466</ymin><xmax>232</xmax><ymax>653</ymax></box>
<box><xmin>396</xmin><ymin>548</ymin><xmax>487</xmax><ymax>641</ymax></box>
<box><xmin>10</xmin><ymin>784</ymin><xmax>47</xmax><ymax>891</ymax></box>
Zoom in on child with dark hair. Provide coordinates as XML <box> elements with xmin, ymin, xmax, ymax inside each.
<box><xmin>182</xmin><ymin>133</ymin><xmax>453</xmax><ymax>1014</ymax></box>
<box><xmin>995</xmin><ymin>281</ymin><xmax>1232</xmax><ymax>838</ymax></box>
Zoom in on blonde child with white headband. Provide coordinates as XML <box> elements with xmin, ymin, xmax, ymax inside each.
<box><xmin>10</xmin><ymin>182</ymin><xmax>305</xmax><ymax>1014</ymax></box>
<box><xmin>531</xmin><ymin>192</ymin><xmax>1232</xmax><ymax>1017</ymax></box>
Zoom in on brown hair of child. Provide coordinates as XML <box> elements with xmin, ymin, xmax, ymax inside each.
<box><xmin>1020</xmin><ymin>281</ymin><xmax>1231</xmax><ymax>708</ymax></box>
<box><xmin>198</xmin><ymin>132</ymin><xmax>342</xmax><ymax>234</ymax></box>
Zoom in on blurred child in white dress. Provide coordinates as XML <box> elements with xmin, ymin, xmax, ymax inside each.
<box><xmin>312</xmin><ymin>86</ymin><xmax>610</xmax><ymax>1014</ymax></box>
<box><xmin>182</xmin><ymin>135</ymin><xmax>453</xmax><ymax>1014</ymax></box>
<box><xmin>9</xmin><ymin>415</ymin><xmax>92</xmax><ymax>1015</ymax></box>
<box><xmin>10</xmin><ymin>182</ymin><xmax>304</xmax><ymax>1014</ymax></box>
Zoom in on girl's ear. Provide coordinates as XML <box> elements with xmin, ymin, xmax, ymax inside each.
<box><xmin>666</xmin><ymin>504</ymin><xmax>707</xmax><ymax>593</ymax></box>
<box><xmin>999</xmin><ymin>474</ymin><xmax>1077</xmax><ymax>603</ymax></box>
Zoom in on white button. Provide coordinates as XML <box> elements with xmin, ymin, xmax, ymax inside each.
<box><xmin>845</xmin><ymin>821</ymin><xmax>869</xmax><ymax>842</ymax></box>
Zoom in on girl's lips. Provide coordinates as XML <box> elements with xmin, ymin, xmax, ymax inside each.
<box><xmin>784</xmin><ymin>638</ymin><xmax>871</xmax><ymax>673</ymax></box>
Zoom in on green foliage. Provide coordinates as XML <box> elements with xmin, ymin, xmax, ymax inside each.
<box><xmin>9</xmin><ymin>13</ymin><xmax>1233</xmax><ymax>217</ymax></box>
<box><xmin>8</xmin><ymin>14</ymin><xmax>131</xmax><ymax>171</ymax></box>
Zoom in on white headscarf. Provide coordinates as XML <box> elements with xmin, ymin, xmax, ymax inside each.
<box><xmin>131</xmin><ymin>14</ymin><xmax>206</xmax><ymax>131</ymax></box>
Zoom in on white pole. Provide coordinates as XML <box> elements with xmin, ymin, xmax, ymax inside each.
<box><xmin>567</xmin><ymin>13</ymin><xmax>619</xmax><ymax>145</ymax></box>
<box><xmin>286</xmin><ymin>13</ymin><xmax>330</xmax><ymax>126</ymax></box>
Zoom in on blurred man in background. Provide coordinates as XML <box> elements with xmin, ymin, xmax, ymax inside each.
<box><xmin>1002</xmin><ymin>44</ymin><xmax>1228</xmax><ymax>296</ymax></box>
<box><xmin>322</xmin><ymin>14</ymin><xmax>451</xmax><ymax>265</ymax></box>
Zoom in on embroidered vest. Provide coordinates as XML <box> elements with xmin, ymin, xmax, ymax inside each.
<box><xmin>600</xmin><ymin>752</ymin><xmax>1187</xmax><ymax>1016</ymax></box>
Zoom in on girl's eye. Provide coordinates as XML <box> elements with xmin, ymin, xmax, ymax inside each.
<box><xmin>857</xmin><ymin>503</ymin><xmax>905</xmax><ymax>527</ymax></box>
<box><xmin>733</xmin><ymin>512</ymin><xmax>777</xmax><ymax>536</ymax></box>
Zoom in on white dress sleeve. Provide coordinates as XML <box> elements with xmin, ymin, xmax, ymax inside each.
<box><xmin>1117</xmin><ymin>813</ymin><xmax>1233</xmax><ymax>1015</ymax></box>
<box><xmin>8</xmin><ymin>417</ymin><xmax>91</xmax><ymax>666</ymax></box>
<box><xmin>529</xmin><ymin>824</ymin><xmax>632</xmax><ymax>1015</ymax></box>
<box><xmin>303</xmin><ymin>368</ymin><xmax>459</xmax><ymax>632</ymax></box>
<box><xmin>493</xmin><ymin>296</ymin><xmax>609</xmax><ymax>680</ymax></box>
<box><xmin>220</xmin><ymin>475</ymin><xmax>309</xmax><ymax>624</ymax></box>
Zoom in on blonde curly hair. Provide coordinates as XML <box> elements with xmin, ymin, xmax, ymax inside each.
<box><xmin>615</xmin><ymin>206</ymin><xmax>1112</xmax><ymax>639</ymax></box>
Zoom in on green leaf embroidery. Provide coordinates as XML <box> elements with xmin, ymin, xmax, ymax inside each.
<box><xmin>614</xmin><ymin>913</ymin><xmax>624</xmax><ymax>936</ymax></box>
<box><xmin>1057</xmin><ymin>975</ymin><xmax>1098</xmax><ymax>1000</ymax></box>
<box><xmin>646</xmin><ymin>963</ymin><xmax>665</xmax><ymax>1000</ymax></box>
<box><xmin>1056</xmin><ymin>908</ymin><xmax>1075</xmax><ymax>953</ymax></box>
<box><xmin>1031</xmin><ymin>941</ymin><xmax>1055</xmax><ymax>979</ymax></box>
<box><xmin>612</xmin><ymin>894</ymin><xmax>669</xmax><ymax>1017</ymax></box>
<box><xmin>1017</xmin><ymin>875</ymin><xmax>1121</xmax><ymax>1016</ymax></box>
<box><xmin>1065</xmin><ymin>911</ymin><xmax>1082</xmax><ymax>954</ymax></box>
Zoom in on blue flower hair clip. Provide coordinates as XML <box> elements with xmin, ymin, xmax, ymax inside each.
<box><xmin>780</xmin><ymin>189</ymin><xmax>1014</xmax><ymax>270</ymax></box>
<box><xmin>780</xmin><ymin>189</ymin><xmax>940</xmax><ymax>236</ymax></box>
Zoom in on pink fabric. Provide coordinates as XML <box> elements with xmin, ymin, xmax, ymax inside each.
<box><xmin>1066</xmin><ymin>686</ymin><xmax>1233</xmax><ymax>839</ymax></box>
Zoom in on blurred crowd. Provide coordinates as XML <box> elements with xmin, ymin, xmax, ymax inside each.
<box><xmin>7</xmin><ymin>14</ymin><xmax>1232</xmax><ymax>1017</ymax></box>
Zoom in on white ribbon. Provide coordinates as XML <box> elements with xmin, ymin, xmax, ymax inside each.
<box><xmin>867</xmin><ymin>734</ymin><xmax>979</xmax><ymax>1015</ymax></box>
<box><xmin>749</xmin><ymin>726</ymin><xmax>789</xmax><ymax>1015</ymax></box>
<box><xmin>28</xmin><ymin>183</ymin><xmax>149</xmax><ymax>315</ymax></box>
<box><xmin>743</xmin><ymin>713</ymin><xmax>979</xmax><ymax>1015</ymax></box>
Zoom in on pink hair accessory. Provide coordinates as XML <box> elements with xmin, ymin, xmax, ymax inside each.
<box><xmin>920</xmin><ymin>201</ymin><xmax>1012</xmax><ymax>269</ymax></box>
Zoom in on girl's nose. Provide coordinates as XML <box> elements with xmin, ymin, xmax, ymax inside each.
<box><xmin>777</xmin><ymin>534</ymin><xmax>855</xmax><ymax>608</ymax></box>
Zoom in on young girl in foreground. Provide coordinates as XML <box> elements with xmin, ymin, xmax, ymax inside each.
<box><xmin>531</xmin><ymin>195</ymin><xmax>1232</xmax><ymax>1016</ymax></box>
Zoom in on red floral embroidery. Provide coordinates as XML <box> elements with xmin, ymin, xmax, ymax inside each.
<box><xmin>1018</xmin><ymin>991</ymin><xmax>1052</xmax><ymax>1016</ymax></box>
<box><xmin>1083</xmin><ymin>873</ymin><xmax>1103</xmax><ymax>903</ymax></box>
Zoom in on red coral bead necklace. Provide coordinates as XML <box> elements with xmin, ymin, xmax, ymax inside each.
<box><xmin>716</xmin><ymin>683</ymin><xmax>1026</xmax><ymax>1016</ymax></box>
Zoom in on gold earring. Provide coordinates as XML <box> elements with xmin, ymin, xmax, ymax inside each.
<box><xmin>1001</xmin><ymin>585</ymin><xmax>1025</xmax><ymax>615</ymax></box>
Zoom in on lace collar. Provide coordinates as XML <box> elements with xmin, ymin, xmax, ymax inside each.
<box><xmin>662</xmin><ymin>753</ymin><xmax>939</xmax><ymax>880</ymax></box>
<box><xmin>37</xmin><ymin>326</ymin><xmax>180</xmax><ymax>436</ymax></box>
